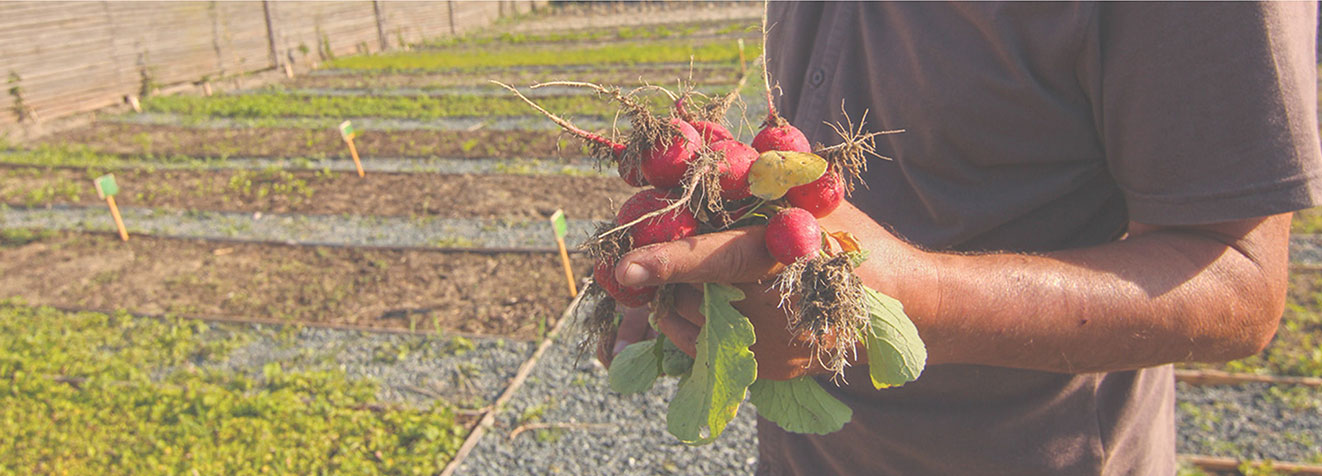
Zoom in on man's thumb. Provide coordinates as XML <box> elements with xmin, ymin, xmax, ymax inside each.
<box><xmin>614</xmin><ymin>227</ymin><xmax>778</xmax><ymax>286</ymax></box>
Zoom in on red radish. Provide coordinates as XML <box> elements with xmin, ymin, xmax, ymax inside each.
<box><xmin>709</xmin><ymin>139</ymin><xmax>758</xmax><ymax>200</ymax></box>
<box><xmin>616</xmin><ymin>188</ymin><xmax>698</xmax><ymax>247</ymax></box>
<box><xmin>765</xmin><ymin>208</ymin><xmax>822</xmax><ymax>265</ymax></box>
<box><xmin>692</xmin><ymin>120</ymin><xmax>734</xmax><ymax>144</ymax></box>
<box><xmin>640</xmin><ymin>119</ymin><xmax>700</xmax><ymax>189</ymax></box>
<box><xmin>594</xmin><ymin>260</ymin><xmax>656</xmax><ymax>307</ymax></box>
<box><xmin>618</xmin><ymin>160</ymin><xmax>647</xmax><ymax>187</ymax></box>
<box><xmin>752</xmin><ymin>123</ymin><xmax>811</xmax><ymax>153</ymax></box>
<box><xmin>786</xmin><ymin>169</ymin><xmax>845</xmax><ymax>218</ymax></box>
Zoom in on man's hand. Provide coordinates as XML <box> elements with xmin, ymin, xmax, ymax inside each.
<box><xmin>611</xmin><ymin>201</ymin><xmax>923</xmax><ymax>380</ymax></box>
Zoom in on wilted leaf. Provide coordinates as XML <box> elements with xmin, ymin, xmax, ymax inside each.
<box><xmin>748</xmin><ymin>151</ymin><xmax>827</xmax><ymax>200</ymax></box>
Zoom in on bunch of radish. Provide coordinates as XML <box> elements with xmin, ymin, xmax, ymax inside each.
<box><xmin>493</xmin><ymin>42</ymin><xmax>923</xmax><ymax>444</ymax></box>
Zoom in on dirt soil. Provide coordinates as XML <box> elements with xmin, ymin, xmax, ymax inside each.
<box><xmin>0</xmin><ymin>166</ymin><xmax>632</xmax><ymax>220</ymax></box>
<box><xmin>294</xmin><ymin>65</ymin><xmax>742</xmax><ymax>90</ymax></box>
<box><xmin>39</xmin><ymin>124</ymin><xmax>595</xmax><ymax>160</ymax></box>
<box><xmin>0</xmin><ymin>232</ymin><xmax>591</xmax><ymax>339</ymax></box>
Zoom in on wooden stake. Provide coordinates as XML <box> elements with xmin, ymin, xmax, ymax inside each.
<box><xmin>737</xmin><ymin>38</ymin><xmax>746</xmax><ymax>74</ymax></box>
<box><xmin>106</xmin><ymin>195</ymin><xmax>128</xmax><ymax>241</ymax></box>
<box><xmin>338</xmin><ymin>121</ymin><xmax>364</xmax><ymax>177</ymax></box>
<box><xmin>94</xmin><ymin>174</ymin><xmax>128</xmax><ymax>241</ymax></box>
<box><xmin>346</xmin><ymin>138</ymin><xmax>364</xmax><ymax>177</ymax></box>
<box><xmin>126</xmin><ymin>95</ymin><xmax>141</xmax><ymax>113</ymax></box>
<box><xmin>283</xmin><ymin>62</ymin><xmax>294</xmax><ymax>78</ymax></box>
<box><xmin>550</xmin><ymin>210</ymin><xmax>576</xmax><ymax>297</ymax></box>
<box><xmin>202</xmin><ymin>81</ymin><xmax>213</xmax><ymax>97</ymax></box>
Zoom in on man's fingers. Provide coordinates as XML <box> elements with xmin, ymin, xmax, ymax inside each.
<box><xmin>656</xmin><ymin>308</ymin><xmax>700</xmax><ymax>357</ymax></box>
<box><xmin>613</xmin><ymin>305</ymin><xmax>652</xmax><ymax>355</ymax></box>
<box><xmin>615</xmin><ymin>227</ymin><xmax>778</xmax><ymax>287</ymax></box>
<box><xmin>672</xmin><ymin>284</ymin><xmax>708</xmax><ymax>327</ymax></box>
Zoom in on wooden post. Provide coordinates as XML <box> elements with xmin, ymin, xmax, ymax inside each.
<box><xmin>372</xmin><ymin>0</ymin><xmax>389</xmax><ymax>51</ymax></box>
<box><xmin>262</xmin><ymin>0</ymin><xmax>281</xmax><ymax>70</ymax></box>
<box><xmin>447</xmin><ymin>1</ymin><xmax>456</xmax><ymax>36</ymax></box>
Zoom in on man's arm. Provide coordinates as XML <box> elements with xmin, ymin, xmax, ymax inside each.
<box><xmin>614</xmin><ymin>201</ymin><xmax>1291</xmax><ymax>378</ymax></box>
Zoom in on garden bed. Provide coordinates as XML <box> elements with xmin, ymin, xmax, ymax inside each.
<box><xmin>0</xmin><ymin>165</ymin><xmax>631</xmax><ymax>220</ymax></box>
<box><xmin>0</xmin><ymin>231</ymin><xmax>588</xmax><ymax>338</ymax></box>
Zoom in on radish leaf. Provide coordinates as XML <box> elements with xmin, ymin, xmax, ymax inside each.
<box><xmin>667</xmin><ymin>283</ymin><xmax>757</xmax><ymax>445</ymax></box>
<box><xmin>748</xmin><ymin>377</ymin><xmax>852</xmax><ymax>434</ymax></box>
<box><xmin>608</xmin><ymin>338</ymin><xmax>661</xmax><ymax>394</ymax></box>
<box><xmin>863</xmin><ymin>286</ymin><xmax>926</xmax><ymax>388</ymax></box>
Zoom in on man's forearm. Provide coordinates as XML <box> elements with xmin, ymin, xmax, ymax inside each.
<box><xmin>856</xmin><ymin>213</ymin><xmax>1292</xmax><ymax>374</ymax></box>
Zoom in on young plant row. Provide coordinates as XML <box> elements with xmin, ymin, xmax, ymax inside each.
<box><xmin>326</xmin><ymin>39</ymin><xmax>760</xmax><ymax>72</ymax></box>
<box><xmin>500</xmin><ymin>74</ymin><xmax>926</xmax><ymax>444</ymax></box>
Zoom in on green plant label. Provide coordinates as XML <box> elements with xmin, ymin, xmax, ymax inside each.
<box><xmin>667</xmin><ymin>283</ymin><xmax>757</xmax><ymax>445</ymax></box>
<box><xmin>338</xmin><ymin>120</ymin><xmax>355</xmax><ymax>141</ymax></box>
<box><xmin>550</xmin><ymin>209</ymin><xmax>568</xmax><ymax>239</ymax></box>
<box><xmin>749</xmin><ymin>376</ymin><xmax>853</xmax><ymax>435</ymax></box>
<box><xmin>93</xmin><ymin>174</ymin><xmax>118</xmax><ymax>199</ymax></box>
<box><xmin>862</xmin><ymin>286</ymin><xmax>927</xmax><ymax>388</ymax></box>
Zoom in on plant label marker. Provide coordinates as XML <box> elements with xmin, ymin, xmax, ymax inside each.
<box><xmin>283</xmin><ymin>62</ymin><xmax>295</xmax><ymax>78</ymax></box>
<box><xmin>339</xmin><ymin>120</ymin><xmax>364</xmax><ymax>177</ymax></box>
<box><xmin>126</xmin><ymin>95</ymin><xmax>141</xmax><ymax>113</ymax></box>
<box><xmin>737</xmin><ymin>38</ymin><xmax>747</xmax><ymax>74</ymax></box>
<box><xmin>202</xmin><ymin>81</ymin><xmax>213</xmax><ymax>97</ymax></box>
<box><xmin>94</xmin><ymin>174</ymin><xmax>128</xmax><ymax>241</ymax></box>
<box><xmin>549</xmin><ymin>209</ymin><xmax>577</xmax><ymax>297</ymax></box>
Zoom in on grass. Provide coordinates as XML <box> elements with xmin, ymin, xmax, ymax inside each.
<box><xmin>420</xmin><ymin>21</ymin><xmax>757</xmax><ymax>48</ymax></box>
<box><xmin>143</xmin><ymin>90</ymin><xmax>679</xmax><ymax>120</ymax></box>
<box><xmin>325</xmin><ymin>39</ymin><xmax>761</xmax><ymax>72</ymax></box>
<box><xmin>0</xmin><ymin>302</ymin><xmax>466</xmax><ymax>474</ymax></box>
<box><xmin>1291</xmin><ymin>206</ymin><xmax>1322</xmax><ymax>234</ymax></box>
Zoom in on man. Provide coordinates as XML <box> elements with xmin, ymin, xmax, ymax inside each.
<box><xmin>607</xmin><ymin>3</ymin><xmax>1321</xmax><ymax>474</ymax></box>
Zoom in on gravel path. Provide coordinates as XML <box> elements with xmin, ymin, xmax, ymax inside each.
<box><xmin>210</xmin><ymin>324</ymin><xmax>536</xmax><ymax>409</ymax></box>
<box><xmin>456</xmin><ymin>299</ymin><xmax>760</xmax><ymax>476</ymax></box>
<box><xmin>1176</xmin><ymin>381</ymin><xmax>1322</xmax><ymax>462</ymax></box>
<box><xmin>0</xmin><ymin>154</ymin><xmax>608</xmax><ymax>176</ymax></box>
<box><xmin>0</xmin><ymin>205</ymin><xmax>601</xmax><ymax>250</ymax></box>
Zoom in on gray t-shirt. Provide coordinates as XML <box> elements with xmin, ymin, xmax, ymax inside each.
<box><xmin>760</xmin><ymin>2</ymin><xmax>1322</xmax><ymax>475</ymax></box>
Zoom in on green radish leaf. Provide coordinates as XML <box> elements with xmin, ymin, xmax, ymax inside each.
<box><xmin>862</xmin><ymin>286</ymin><xmax>927</xmax><ymax>388</ymax></box>
<box><xmin>843</xmin><ymin>250</ymin><xmax>870</xmax><ymax>268</ymax></box>
<box><xmin>748</xmin><ymin>377</ymin><xmax>853</xmax><ymax>435</ymax></box>
<box><xmin>661</xmin><ymin>336</ymin><xmax>694</xmax><ymax>376</ymax></box>
<box><xmin>667</xmin><ymin>283</ymin><xmax>757</xmax><ymax>445</ymax></box>
<box><xmin>608</xmin><ymin>339</ymin><xmax>661</xmax><ymax>394</ymax></box>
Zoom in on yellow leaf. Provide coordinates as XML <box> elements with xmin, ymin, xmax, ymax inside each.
<box><xmin>828</xmin><ymin>231</ymin><xmax>862</xmax><ymax>253</ymax></box>
<box><xmin>748</xmin><ymin>151</ymin><xmax>828</xmax><ymax>200</ymax></box>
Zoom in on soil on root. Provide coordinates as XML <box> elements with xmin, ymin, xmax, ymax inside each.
<box><xmin>293</xmin><ymin>65</ymin><xmax>741</xmax><ymax>90</ymax></box>
<box><xmin>0</xmin><ymin>232</ymin><xmax>590</xmax><ymax>339</ymax></box>
<box><xmin>38</xmin><ymin>124</ymin><xmax>594</xmax><ymax>160</ymax></box>
<box><xmin>0</xmin><ymin>166</ymin><xmax>634</xmax><ymax>220</ymax></box>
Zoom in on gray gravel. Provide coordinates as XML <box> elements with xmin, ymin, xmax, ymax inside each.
<box><xmin>207</xmin><ymin>324</ymin><xmax>536</xmax><ymax>409</ymax></box>
<box><xmin>0</xmin><ymin>205</ymin><xmax>601</xmax><ymax>250</ymax></box>
<box><xmin>1176</xmin><ymin>381</ymin><xmax>1322</xmax><ymax>462</ymax></box>
<box><xmin>0</xmin><ymin>154</ymin><xmax>608</xmax><ymax>176</ymax></box>
<box><xmin>456</xmin><ymin>298</ymin><xmax>760</xmax><ymax>476</ymax></box>
<box><xmin>1289</xmin><ymin>234</ymin><xmax>1322</xmax><ymax>267</ymax></box>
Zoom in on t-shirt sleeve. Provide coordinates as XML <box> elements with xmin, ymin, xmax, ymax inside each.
<box><xmin>1093</xmin><ymin>2</ymin><xmax>1322</xmax><ymax>225</ymax></box>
